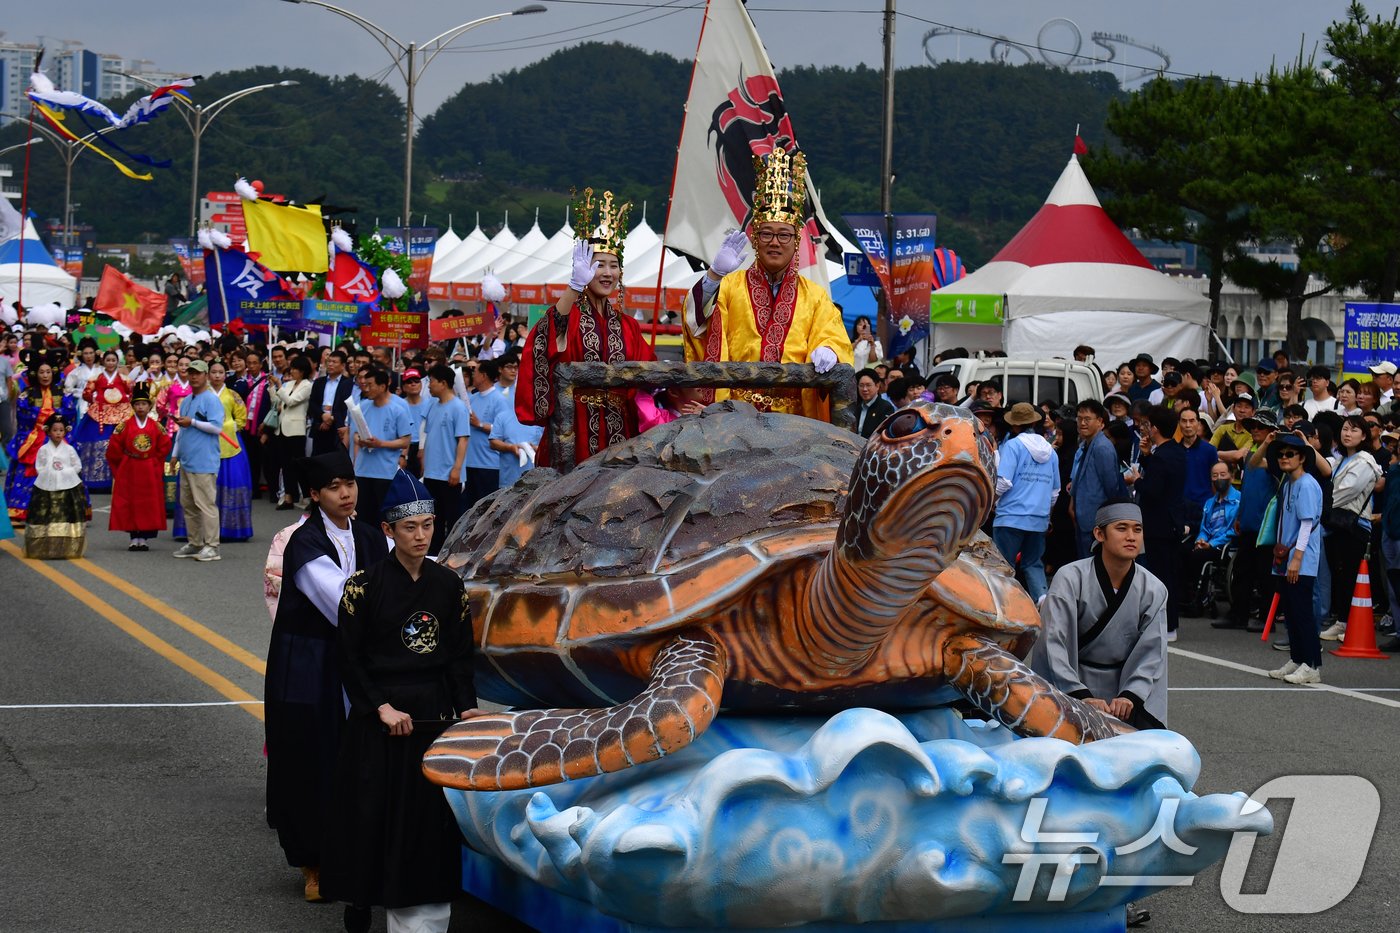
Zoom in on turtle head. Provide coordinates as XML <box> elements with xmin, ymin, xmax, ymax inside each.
<box><xmin>838</xmin><ymin>401</ymin><xmax>995</xmax><ymax>566</ymax></box>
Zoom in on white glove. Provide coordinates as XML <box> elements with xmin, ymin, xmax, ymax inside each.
<box><xmin>568</xmin><ymin>240</ymin><xmax>600</xmax><ymax>292</ymax></box>
<box><xmin>810</xmin><ymin>346</ymin><xmax>838</xmax><ymax>374</ymax></box>
<box><xmin>517</xmin><ymin>442</ymin><xmax>537</xmax><ymax>467</ymax></box>
<box><xmin>710</xmin><ymin>229</ymin><xmax>749</xmax><ymax>277</ymax></box>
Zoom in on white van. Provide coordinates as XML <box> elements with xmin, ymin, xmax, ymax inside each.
<box><xmin>926</xmin><ymin>356</ymin><xmax>1105</xmax><ymax>409</ymax></box>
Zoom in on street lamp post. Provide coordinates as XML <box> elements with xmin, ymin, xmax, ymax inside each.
<box><xmin>0</xmin><ymin>113</ymin><xmax>115</xmax><ymax>267</ymax></box>
<box><xmin>120</xmin><ymin>74</ymin><xmax>298</xmax><ymax>238</ymax></box>
<box><xmin>280</xmin><ymin>0</ymin><xmax>546</xmax><ymax>231</ymax></box>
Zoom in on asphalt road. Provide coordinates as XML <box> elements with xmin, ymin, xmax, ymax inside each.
<box><xmin>1</xmin><ymin>492</ymin><xmax>1397</xmax><ymax>932</ymax></box>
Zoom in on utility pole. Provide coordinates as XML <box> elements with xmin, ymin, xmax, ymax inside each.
<box><xmin>878</xmin><ymin>0</ymin><xmax>897</xmax><ymax>351</ymax></box>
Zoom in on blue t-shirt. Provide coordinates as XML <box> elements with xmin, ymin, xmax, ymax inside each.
<box><xmin>490</xmin><ymin>385</ymin><xmax>544</xmax><ymax>489</ymax></box>
<box><xmin>403</xmin><ymin>396</ymin><xmax>431</xmax><ymax>445</ymax></box>
<box><xmin>421</xmin><ymin>396</ymin><xmax>470</xmax><ymax>482</ymax></box>
<box><xmin>349</xmin><ymin>394</ymin><xmax>410</xmax><ymax>480</ymax></box>
<box><xmin>1275</xmin><ymin>472</ymin><xmax>1323</xmax><ymax>578</ymax></box>
<box><xmin>465</xmin><ymin>386</ymin><xmax>505</xmax><ymax>471</ymax></box>
<box><xmin>177</xmin><ymin>388</ymin><xmax>224</xmax><ymax>474</ymax></box>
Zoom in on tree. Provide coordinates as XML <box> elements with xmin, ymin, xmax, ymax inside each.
<box><xmin>1229</xmin><ymin>62</ymin><xmax>1354</xmax><ymax>361</ymax></box>
<box><xmin>1324</xmin><ymin>1</ymin><xmax>1400</xmax><ymax>301</ymax></box>
<box><xmin>1086</xmin><ymin>77</ymin><xmax>1263</xmax><ymax>335</ymax></box>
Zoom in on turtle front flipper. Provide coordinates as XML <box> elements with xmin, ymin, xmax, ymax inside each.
<box><xmin>423</xmin><ymin>633</ymin><xmax>728</xmax><ymax>791</ymax></box>
<box><xmin>943</xmin><ymin>633</ymin><xmax>1133</xmax><ymax>743</ymax></box>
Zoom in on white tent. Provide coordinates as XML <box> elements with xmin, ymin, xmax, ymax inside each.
<box><xmin>0</xmin><ymin>220</ymin><xmax>77</xmax><ymax>309</ymax></box>
<box><xmin>431</xmin><ymin>226</ymin><xmax>461</xmax><ymax>267</ymax></box>
<box><xmin>429</xmin><ymin>222</ymin><xmax>490</xmax><ymax>295</ymax></box>
<box><xmin>453</xmin><ymin>222</ymin><xmax>519</xmax><ymax>285</ymax></box>
<box><xmin>487</xmin><ymin>219</ymin><xmax>548</xmax><ymax>284</ymax></box>
<box><xmin>933</xmin><ymin>155</ymin><xmax>1210</xmax><ymax>364</ymax></box>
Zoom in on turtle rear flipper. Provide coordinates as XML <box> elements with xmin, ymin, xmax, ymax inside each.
<box><xmin>943</xmin><ymin>633</ymin><xmax>1132</xmax><ymax>742</ymax></box>
<box><xmin>424</xmin><ymin>634</ymin><xmax>728</xmax><ymax>791</ymax></box>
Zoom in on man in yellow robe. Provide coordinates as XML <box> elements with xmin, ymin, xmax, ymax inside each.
<box><xmin>683</xmin><ymin>148</ymin><xmax>853</xmax><ymax>420</ymax></box>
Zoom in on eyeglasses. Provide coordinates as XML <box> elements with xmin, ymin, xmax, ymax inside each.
<box><xmin>755</xmin><ymin>230</ymin><xmax>796</xmax><ymax>244</ymax></box>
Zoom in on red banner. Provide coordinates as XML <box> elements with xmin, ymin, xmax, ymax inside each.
<box><xmin>450</xmin><ymin>282</ymin><xmax>480</xmax><ymax>302</ymax></box>
<box><xmin>428</xmin><ymin>311</ymin><xmax>493</xmax><ymax>341</ymax></box>
<box><xmin>427</xmin><ymin>281</ymin><xmax>450</xmax><ymax>300</ymax></box>
<box><xmin>362</xmin><ymin>310</ymin><xmax>428</xmax><ymax>350</ymax></box>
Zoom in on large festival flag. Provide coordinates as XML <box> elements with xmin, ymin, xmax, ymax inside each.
<box><xmin>93</xmin><ymin>265</ymin><xmax>167</xmax><ymax>334</ymax></box>
<box><xmin>240</xmin><ymin>197</ymin><xmax>328</xmax><ymax>273</ymax></box>
<box><xmin>664</xmin><ymin>0</ymin><xmax>840</xmax><ymax>283</ymax></box>
<box><xmin>204</xmin><ymin>244</ymin><xmax>299</xmax><ymax>325</ymax></box>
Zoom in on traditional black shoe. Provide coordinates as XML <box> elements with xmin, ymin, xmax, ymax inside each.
<box><xmin>343</xmin><ymin>905</ymin><xmax>370</xmax><ymax>933</ymax></box>
<box><xmin>1378</xmin><ymin>636</ymin><xmax>1400</xmax><ymax>652</ymax></box>
<box><xmin>1246</xmin><ymin>621</ymin><xmax>1265</xmax><ymax>633</ymax></box>
<box><xmin>1211</xmin><ymin>618</ymin><xmax>1247</xmax><ymax>629</ymax></box>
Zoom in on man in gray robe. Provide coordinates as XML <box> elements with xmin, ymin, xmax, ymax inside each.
<box><xmin>1031</xmin><ymin>499</ymin><xmax>1168</xmax><ymax>730</ymax></box>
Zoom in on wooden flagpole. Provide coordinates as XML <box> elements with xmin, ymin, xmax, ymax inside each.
<box><xmin>648</xmin><ymin>0</ymin><xmax>716</xmax><ymax>349</ymax></box>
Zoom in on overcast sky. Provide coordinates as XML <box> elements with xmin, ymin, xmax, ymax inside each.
<box><xmin>6</xmin><ymin>0</ymin><xmax>1347</xmax><ymax>115</ymax></box>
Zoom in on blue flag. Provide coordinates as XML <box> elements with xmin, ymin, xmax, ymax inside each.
<box><xmin>204</xmin><ymin>246</ymin><xmax>300</xmax><ymax>326</ymax></box>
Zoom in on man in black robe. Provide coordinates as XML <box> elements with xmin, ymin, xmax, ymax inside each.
<box><xmin>322</xmin><ymin>469</ymin><xmax>479</xmax><ymax>933</ymax></box>
<box><xmin>264</xmin><ymin>451</ymin><xmax>389</xmax><ymax>902</ymax></box>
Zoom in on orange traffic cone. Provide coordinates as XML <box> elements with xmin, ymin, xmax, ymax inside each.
<box><xmin>1331</xmin><ymin>559</ymin><xmax>1390</xmax><ymax>660</ymax></box>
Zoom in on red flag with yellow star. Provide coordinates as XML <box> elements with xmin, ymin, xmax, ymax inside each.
<box><xmin>94</xmin><ymin>264</ymin><xmax>167</xmax><ymax>334</ymax></box>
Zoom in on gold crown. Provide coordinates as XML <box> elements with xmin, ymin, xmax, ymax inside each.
<box><xmin>751</xmin><ymin>148</ymin><xmax>807</xmax><ymax>228</ymax></box>
<box><xmin>571</xmin><ymin>187</ymin><xmax>633</xmax><ymax>263</ymax></box>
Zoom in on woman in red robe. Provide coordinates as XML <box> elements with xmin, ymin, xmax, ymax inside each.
<box><xmin>106</xmin><ymin>384</ymin><xmax>172</xmax><ymax>551</ymax></box>
<box><xmin>515</xmin><ymin>196</ymin><xmax>655</xmax><ymax>469</ymax></box>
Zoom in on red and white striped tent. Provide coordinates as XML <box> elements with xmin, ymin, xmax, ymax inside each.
<box><xmin>933</xmin><ymin>154</ymin><xmax>1209</xmax><ymax>364</ymax></box>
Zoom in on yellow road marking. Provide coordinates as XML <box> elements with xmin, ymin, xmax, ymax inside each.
<box><xmin>70</xmin><ymin>558</ymin><xmax>267</xmax><ymax>675</ymax></box>
<box><xmin>1</xmin><ymin>541</ymin><xmax>263</xmax><ymax>721</ymax></box>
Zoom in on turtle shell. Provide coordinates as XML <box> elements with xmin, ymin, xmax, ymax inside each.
<box><xmin>445</xmin><ymin>400</ymin><xmax>858</xmax><ymax>582</ymax></box>
<box><xmin>440</xmin><ymin>401</ymin><xmax>1030</xmax><ymax>707</ymax></box>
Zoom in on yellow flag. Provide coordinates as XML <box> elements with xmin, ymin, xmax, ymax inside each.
<box><xmin>242</xmin><ymin>199</ymin><xmax>328</xmax><ymax>273</ymax></box>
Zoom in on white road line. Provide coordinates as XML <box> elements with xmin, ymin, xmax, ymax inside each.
<box><xmin>1171</xmin><ymin>686</ymin><xmax>1400</xmax><ymax>692</ymax></box>
<box><xmin>0</xmin><ymin>701</ymin><xmax>264</xmax><ymax>710</ymax></box>
<box><xmin>1168</xmin><ymin>646</ymin><xmax>1400</xmax><ymax>709</ymax></box>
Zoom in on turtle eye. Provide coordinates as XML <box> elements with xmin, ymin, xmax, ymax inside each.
<box><xmin>883</xmin><ymin>410</ymin><xmax>927</xmax><ymax>440</ymax></box>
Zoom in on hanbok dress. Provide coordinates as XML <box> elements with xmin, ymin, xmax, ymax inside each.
<box><xmin>173</xmin><ymin>385</ymin><xmax>254</xmax><ymax>541</ymax></box>
<box><xmin>26</xmin><ymin>438</ymin><xmax>89</xmax><ymax>559</ymax></box>
<box><xmin>106</xmin><ymin>412</ymin><xmax>172</xmax><ymax>540</ymax></box>
<box><xmin>72</xmin><ymin>369</ymin><xmax>132</xmax><ymax>492</ymax></box>
<box><xmin>4</xmin><ymin>386</ymin><xmax>78</xmax><ymax>524</ymax></box>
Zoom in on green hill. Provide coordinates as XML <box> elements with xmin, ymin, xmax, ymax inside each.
<box><xmin>1</xmin><ymin>45</ymin><xmax>1124</xmax><ymax>267</ymax></box>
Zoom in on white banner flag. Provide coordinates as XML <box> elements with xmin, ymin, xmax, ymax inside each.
<box><xmin>665</xmin><ymin>0</ymin><xmax>839</xmax><ymax>286</ymax></box>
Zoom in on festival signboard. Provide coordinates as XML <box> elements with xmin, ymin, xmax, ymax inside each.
<box><xmin>429</xmin><ymin>311</ymin><xmax>493</xmax><ymax>342</ymax></box>
<box><xmin>379</xmin><ymin>227</ymin><xmax>438</xmax><ymax>293</ymax></box>
<box><xmin>169</xmin><ymin>238</ymin><xmax>206</xmax><ymax>287</ymax></box>
<box><xmin>301</xmin><ymin>298</ymin><xmax>362</xmax><ymax>325</ymax></box>
<box><xmin>1343</xmin><ymin>302</ymin><xmax>1400</xmax><ymax>378</ymax></box>
<box><xmin>236</xmin><ymin>298</ymin><xmax>304</xmax><ymax>327</ymax></box>
<box><xmin>930</xmin><ymin>293</ymin><xmax>1004</xmax><ymax>326</ymax></box>
<box><xmin>363</xmin><ymin>310</ymin><xmax>428</xmax><ymax>350</ymax></box>
<box><xmin>842</xmin><ymin>213</ymin><xmax>937</xmax><ymax>355</ymax></box>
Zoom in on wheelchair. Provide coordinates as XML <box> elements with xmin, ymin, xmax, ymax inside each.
<box><xmin>1185</xmin><ymin>542</ymin><xmax>1237</xmax><ymax>619</ymax></box>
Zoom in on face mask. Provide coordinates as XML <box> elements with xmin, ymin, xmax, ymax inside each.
<box><xmin>1213</xmin><ymin>478</ymin><xmax>1231</xmax><ymax>493</ymax></box>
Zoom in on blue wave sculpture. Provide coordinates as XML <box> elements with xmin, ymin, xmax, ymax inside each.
<box><xmin>446</xmin><ymin>708</ymin><xmax>1271</xmax><ymax>929</ymax></box>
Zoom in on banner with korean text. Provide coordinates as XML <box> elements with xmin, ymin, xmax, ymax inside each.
<box><xmin>379</xmin><ymin>227</ymin><xmax>438</xmax><ymax>293</ymax></box>
<box><xmin>1343</xmin><ymin>302</ymin><xmax>1400</xmax><ymax>379</ymax></box>
<box><xmin>842</xmin><ymin>213</ymin><xmax>937</xmax><ymax>356</ymax></box>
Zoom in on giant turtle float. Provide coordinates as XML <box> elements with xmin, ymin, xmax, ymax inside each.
<box><xmin>425</xmin><ymin>400</ymin><xmax>1128</xmax><ymax>791</ymax></box>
